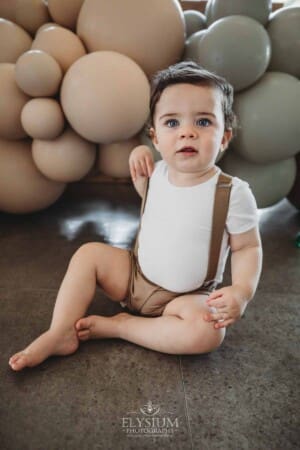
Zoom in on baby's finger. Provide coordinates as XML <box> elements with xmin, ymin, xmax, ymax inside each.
<box><xmin>138</xmin><ymin>159</ymin><xmax>148</xmax><ymax>176</ymax></box>
<box><xmin>146</xmin><ymin>157</ymin><xmax>154</xmax><ymax>177</ymax></box>
<box><xmin>130</xmin><ymin>164</ymin><xmax>137</xmax><ymax>181</ymax></box>
<box><xmin>206</xmin><ymin>298</ymin><xmax>226</xmax><ymax>309</ymax></box>
<box><xmin>214</xmin><ymin>318</ymin><xmax>234</xmax><ymax>329</ymax></box>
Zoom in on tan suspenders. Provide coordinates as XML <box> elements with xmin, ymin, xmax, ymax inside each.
<box><xmin>134</xmin><ymin>171</ymin><xmax>232</xmax><ymax>285</ymax></box>
<box><xmin>204</xmin><ymin>172</ymin><xmax>232</xmax><ymax>283</ymax></box>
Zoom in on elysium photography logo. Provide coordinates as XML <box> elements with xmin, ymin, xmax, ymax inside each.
<box><xmin>121</xmin><ymin>400</ymin><xmax>180</xmax><ymax>438</ymax></box>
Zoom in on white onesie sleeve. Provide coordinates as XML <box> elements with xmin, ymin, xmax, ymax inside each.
<box><xmin>226</xmin><ymin>178</ymin><xmax>258</xmax><ymax>234</ymax></box>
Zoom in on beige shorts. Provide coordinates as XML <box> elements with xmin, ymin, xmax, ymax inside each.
<box><xmin>120</xmin><ymin>251</ymin><xmax>216</xmax><ymax>317</ymax></box>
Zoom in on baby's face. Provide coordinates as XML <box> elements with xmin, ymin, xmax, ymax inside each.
<box><xmin>150</xmin><ymin>83</ymin><xmax>232</xmax><ymax>177</ymax></box>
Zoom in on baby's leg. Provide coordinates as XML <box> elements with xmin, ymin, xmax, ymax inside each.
<box><xmin>9</xmin><ymin>243</ymin><xmax>131</xmax><ymax>371</ymax></box>
<box><xmin>82</xmin><ymin>294</ymin><xmax>225</xmax><ymax>355</ymax></box>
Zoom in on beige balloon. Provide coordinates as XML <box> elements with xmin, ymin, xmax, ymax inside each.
<box><xmin>61</xmin><ymin>51</ymin><xmax>150</xmax><ymax>144</ymax></box>
<box><xmin>48</xmin><ymin>0</ymin><xmax>84</xmax><ymax>30</ymax></box>
<box><xmin>0</xmin><ymin>18</ymin><xmax>32</xmax><ymax>63</ymax></box>
<box><xmin>15</xmin><ymin>0</ymin><xmax>51</xmax><ymax>36</ymax></box>
<box><xmin>0</xmin><ymin>0</ymin><xmax>17</xmax><ymax>23</ymax></box>
<box><xmin>21</xmin><ymin>98</ymin><xmax>65</xmax><ymax>140</ymax></box>
<box><xmin>31</xmin><ymin>24</ymin><xmax>86</xmax><ymax>72</ymax></box>
<box><xmin>0</xmin><ymin>138</ymin><xmax>66</xmax><ymax>214</ymax></box>
<box><xmin>32</xmin><ymin>127</ymin><xmax>97</xmax><ymax>182</ymax></box>
<box><xmin>98</xmin><ymin>137</ymin><xmax>140</xmax><ymax>178</ymax></box>
<box><xmin>15</xmin><ymin>50</ymin><xmax>63</xmax><ymax>97</ymax></box>
<box><xmin>0</xmin><ymin>63</ymin><xmax>30</xmax><ymax>140</ymax></box>
<box><xmin>77</xmin><ymin>0</ymin><xmax>185</xmax><ymax>78</ymax></box>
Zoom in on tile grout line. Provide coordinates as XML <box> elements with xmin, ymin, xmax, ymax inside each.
<box><xmin>179</xmin><ymin>355</ymin><xmax>194</xmax><ymax>450</ymax></box>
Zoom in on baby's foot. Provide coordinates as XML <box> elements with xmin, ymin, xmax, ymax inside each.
<box><xmin>9</xmin><ymin>327</ymin><xmax>79</xmax><ymax>372</ymax></box>
<box><xmin>75</xmin><ymin>313</ymin><xmax>130</xmax><ymax>341</ymax></box>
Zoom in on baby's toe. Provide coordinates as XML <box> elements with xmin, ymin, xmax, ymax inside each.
<box><xmin>9</xmin><ymin>352</ymin><xmax>29</xmax><ymax>371</ymax></box>
<box><xmin>77</xmin><ymin>329</ymin><xmax>90</xmax><ymax>341</ymax></box>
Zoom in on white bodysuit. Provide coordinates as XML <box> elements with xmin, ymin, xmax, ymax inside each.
<box><xmin>137</xmin><ymin>160</ymin><xmax>258</xmax><ymax>293</ymax></box>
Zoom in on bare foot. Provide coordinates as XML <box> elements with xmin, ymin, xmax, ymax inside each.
<box><xmin>9</xmin><ymin>327</ymin><xmax>79</xmax><ymax>372</ymax></box>
<box><xmin>75</xmin><ymin>313</ymin><xmax>130</xmax><ymax>341</ymax></box>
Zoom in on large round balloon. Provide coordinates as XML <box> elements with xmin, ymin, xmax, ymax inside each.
<box><xmin>77</xmin><ymin>0</ymin><xmax>185</xmax><ymax>78</ymax></box>
<box><xmin>192</xmin><ymin>15</ymin><xmax>270</xmax><ymax>92</ymax></box>
<box><xmin>0</xmin><ymin>18</ymin><xmax>32</xmax><ymax>63</ymax></box>
<box><xmin>232</xmin><ymin>72</ymin><xmax>300</xmax><ymax>164</ymax></box>
<box><xmin>32</xmin><ymin>127</ymin><xmax>96</xmax><ymax>182</ymax></box>
<box><xmin>205</xmin><ymin>0</ymin><xmax>272</xmax><ymax>26</ymax></box>
<box><xmin>31</xmin><ymin>24</ymin><xmax>86</xmax><ymax>72</ymax></box>
<box><xmin>0</xmin><ymin>138</ymin><xmax>66</xmax><ymax>214</ymax></box>
<box><xmin>267</xmin><ymin>7</ymin><xmax>300</xmax><ymax>79</ymax></box>
<box><xmin>15</xmin><ymin>0</ymin><xmax>50</xmax><ymax>36</ymax></box>
<box><xmin>183</xmin><ymin>10</ymin><xmax>206</xmax><ymax>38</ymax></box>
<box><xmin>0</xmin><ymin>63</ymin><xmax>30</xmax><ymax>140</ymax></box>
<box><xmin>183</xmin><ymin>30</ymin><xmax>207</xmax><ymax>62</ymax></box>
<box><xmin>21</xmin><ymin>98</ymin><xmax>65</xmax><ymax>140</ymax></box>
<box><xmin>219</xmin><ymin>150</ymin><xmax>297</xmax><ymax>208</ymax></box>
<box><xmin>98</xmin><ymin>137</ymin><xmax>140</xmax><ymax>178</ymax></box>
<box><xmin>47</xmin><ymin>0</ymin><xmax>84</xmax><ymax>31</ymax></box>
<box><xmin>61</xmin><ymin>51</ymin><xmax>150</xmax><ymax>144</ymax></box>
<box><xmin>15</xmin><ymin>50</ymin><xmax>62</xmax><ymax>97</ymax></box>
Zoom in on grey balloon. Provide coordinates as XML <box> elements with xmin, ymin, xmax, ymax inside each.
<box><xmin>183</xmin><ymin>10</ymin><xmax>206</xmax><ymax>39</ymax></box>
<box><xmin>182</xmin><ymin>29</ymin><xmax>207</xmax><ymax>62</ymax></box>
<box><xmin>219</xmin><ymin>150</ymin><xmax>297</xmax><ymax>208</ymax></box>
<box><xmin>205</xmin><ymin>0</ymin><xmax>272</xmax><ymax>26</ymax></box>
<box><xmin>267</xmin><ymin>7</ymin><xmax>300</xmax><ymax>78</ymax></box>
<box><xmin>232</xmin><ymin>72</ymin><xmax>300</xmax><ymax>164</ymax></box>
<box><xmin>194</xmin><ymin>15</ymin><xmax>271</xmax><ymax>91</ymax></box>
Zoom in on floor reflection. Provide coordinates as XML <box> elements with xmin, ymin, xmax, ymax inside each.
<box><xmin>58</xmin><ymin>201</ymin><xmax>139</xmax><ymax>248</ymax></box>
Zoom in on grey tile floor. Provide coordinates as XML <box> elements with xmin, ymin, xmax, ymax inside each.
<box><xmin>0</xmin><ymin>183</ymin><xmax>299</xmax><ymax>450</ymax></box>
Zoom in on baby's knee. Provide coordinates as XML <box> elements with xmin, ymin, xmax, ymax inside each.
<box><xmin>189</xmin><ymin>318</ymin><xmax>226</xmax><ymax>355</ymax></box>
<box><xmin>71</xmin><ymin>242</ymin><xmax>100</xmax><ymax>265</ymax></box>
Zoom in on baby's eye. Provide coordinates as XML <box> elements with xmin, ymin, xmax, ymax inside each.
<box><xmin>165</xmin><ymin>118</ymin><xmax>179</xmax><ymax>128</ymax></box>
<box><xmin>196</xmin><ymin>118</ymin><xmax>211</xmax><ymax>127</ymax></box>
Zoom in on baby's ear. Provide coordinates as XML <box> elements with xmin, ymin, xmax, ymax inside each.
<box><xmin>149</xmin><ymin>127</ymin><xmax>159</xmax><ymax>148</ymax></box>
<box><xmin>221</xmin><ymin>128</ymin><xmax>233</xmax><ymax>151</ymax></box>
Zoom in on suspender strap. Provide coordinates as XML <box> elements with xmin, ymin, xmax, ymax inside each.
<box><xmin>204</xmin><ymin>172</ymin><xmax>232</xmax><ymax>283</ymax></box>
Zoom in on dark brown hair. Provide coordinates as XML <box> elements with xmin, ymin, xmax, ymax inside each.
<box><xmin>149</xmin><ymin>61</ymin><xmax>237</xmax><ymax>133</ymax></box>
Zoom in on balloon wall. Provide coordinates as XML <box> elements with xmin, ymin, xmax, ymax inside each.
<box><xmin>0</xmin><ymin>0</ymin><xmax>299</xmax><ymax>213</ymax></box>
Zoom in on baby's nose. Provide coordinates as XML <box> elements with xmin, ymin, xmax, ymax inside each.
<box><xmin>180</xmin><ymin>125</ymin><xmax>197</xmax><ymax>138</ymax></box>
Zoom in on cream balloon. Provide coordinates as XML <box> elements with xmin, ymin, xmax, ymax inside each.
<box><xmin>61</xmin><ymin>51</ymin><xmax>150</xmax><ymax>144</ymax></box>
<box><xmin>31</xmin><ymin>24</ymin><xmax>86</xmax><ymax>72</ymax></box>
<box><xmin>98</xmin><ymin>137</ymin><xmax>140</xmax><ymax>178</ymax></box>
<box><xmin>48</xmin><ymin>0</ymin><xmax>84</xmax><ymax>30</ymax></box>
<box><xmin>21</xmin><ymin>98</ymin><xmax>65</xmax><ymax>140</ymax></box>
<box><xmin>15</xmin><ymin>50</ymin><xmax>63</xmax><ymax>97</ymax></box>
<box><xmin>0</xmin><ymin>18</ymin><xmax>32</xmax><ymax>63</ymax></box>
<box><xmin>0</xmin><ymin>63</ymin><xmax>30</xmax><ymax>140</ymax></box>
<box><xmin>32</xmin><ymin>127</ymin><xmax>97</xmax><ymax>182</ymax></box>
<box><xmin>77</xmin><ymin>0</ymin><xmax>185</xmax><ymax>78</ymax></box>
<box><xmin>0</xmin><ymin>138</ymin><xmax>66</xmax><ymax>214</ymax></box>
<box><xmin>15</xmin><ymin>0</ymin><xmax>51</xmax><ymax>36</ymax></box>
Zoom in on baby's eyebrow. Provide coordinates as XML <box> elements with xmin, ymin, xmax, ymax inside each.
<box><xmin>159</xmin><ymin>112</ymin><xmax>216</xmax><ymax>121</ymax></box>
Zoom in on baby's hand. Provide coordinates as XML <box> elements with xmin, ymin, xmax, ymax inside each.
<box><xmin>203</xmin><ymin>285</ymin><xmax>248</xmax><ymax>329</ymax></box>
<box><xmin>129</xmin><ymin>145</ymin><xmax>154</xmax><ymax>182</ymax></box>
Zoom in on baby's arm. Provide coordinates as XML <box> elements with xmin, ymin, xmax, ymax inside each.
<box><xmin>204</xmin><ymin>226</ymin><xmax>262</xmax><ymax>329</ymax></box>
<box><xmin>129</xmin><ymin>145</ymin><xmax>154</xmax><ymax>197</ymax></box>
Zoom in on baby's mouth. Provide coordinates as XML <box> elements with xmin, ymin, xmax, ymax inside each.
<box><xmin>177</xmin><ymin>146</ymin><xmax>198</xmax><ymax>154</ymax></box>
